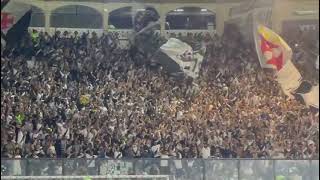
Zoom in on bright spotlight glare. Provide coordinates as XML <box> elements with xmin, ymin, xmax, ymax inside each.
<box><xmin>174</xmin><ymin>9</ymin><xmax>184</xmax><ymax>12</ymax></box>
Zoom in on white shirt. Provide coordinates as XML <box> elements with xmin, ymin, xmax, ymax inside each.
<box><xmin>80</xmin><ymin>128</ymin><xmax>88</xmax><ymax>138</ymax></box>
<box><xmin>87</xmin><ymin>132</ymin><xmax>94</xmax><ymax>143</ymax></box>
<box><xmin>17</xmin><ymin>130</ymin><xmax>24</xmax><ymax>147</ymax></box>
<box><xmin>36</xmin><ymin>123</ymin><xmax>42</xmax><ymax>131</ymax></box>
<box><xmin>176</xmin><ymin>111</ymin><xmax>183</xmax><ymax>120</ymax></box>
<box><xmin>114</xmin><ymin>151</ymin><xmax>122</xmax><ymax>159</ymax></box>
<box><xmin>151</xmin><ymin>144</ymin><xmax>160</xmax><ymax>154</ymax></box>
<box><xmin>99</xmin><ymin>106</ymin><xmax>108</xmax><ymax>114</ymax></box>
<box><xmin>48</xmin><ymin>146</ymin><xmax>56</xmax><ymax>155</ymax></box>
<box><xmin>57</xmin><ymin>123</ymin><xmax>66</xmax><ymax>135</ymax></box>
<box><xmin>6</xmin><ymin>115</ymin><xmax>13</xmax><ymax>124</ymax></box>
<box><xmin>201</xmin><ymin>147</ymin><xmax>211</xmax><ymax>159</ymax></box>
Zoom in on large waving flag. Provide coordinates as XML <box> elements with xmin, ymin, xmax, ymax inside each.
<box><xmin>254</xmin><ymin>24</ymin><xmax>292</xmax><ymax>71</ymax></box>
<box><xmin>1</xmin><ymin>0</ymin><xmax>32</xmax><ymax>47</ymax></box>
<box><xmin>254</xmin><ymin>25</ymin><xmax>318</xmax><ymax>109</ymax></box>
<box><xmin>254</xmin><ymin>24</ymin><xmax>303</xmax><ymax>98</ymax></box>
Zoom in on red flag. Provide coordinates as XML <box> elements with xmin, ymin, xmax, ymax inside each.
<box><xmin>260</xmin><ymin>35</ymin><xmax>284</xmax><ymax>70</ymax></box>
<box><xmin>254</xmin><ymin>25</ymin><xmax>292</xmax><ymax>71</ymax></box>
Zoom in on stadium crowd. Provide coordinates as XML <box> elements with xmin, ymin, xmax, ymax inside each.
<box><xmin>1</xmin><ymin>28</ymin><xmax>319</xmax><ymax>163</ymax></box>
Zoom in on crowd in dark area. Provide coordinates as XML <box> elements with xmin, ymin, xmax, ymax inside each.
<box><xmin>282</xmin><ymin>29</ymin><xmax>319</xmax><ymax>84</ymax></box>
<box><xmin>1</xmin><ymin>26</ymin><xmax>319</xmax><ymax>166</ymax></box>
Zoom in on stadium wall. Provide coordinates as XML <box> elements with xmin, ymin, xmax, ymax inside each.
<box><xmin>13</xmin><ymin>0</ymin><xmax>239</xmax><ymax>35</ymax></box>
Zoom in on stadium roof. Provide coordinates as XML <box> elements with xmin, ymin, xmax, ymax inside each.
<box><xmin>42</xmin><ymin>0</ymin><xmax>248</xmax><ymax>3</ymax></box>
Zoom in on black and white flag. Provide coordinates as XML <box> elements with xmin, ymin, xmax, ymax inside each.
<box><xmin>1</xmin><ymin>0</ymin><xmax>32</xmax><ymax>47</ymax></box>
<box><xmin>152</xmin><ymin>38</ymin><xmax>204</xmax><ymax>79</ymax></box>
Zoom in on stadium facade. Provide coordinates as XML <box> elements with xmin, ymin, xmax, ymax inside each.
<box><xmin>10</xmin><ymin>0</ymin><xmax>319</xmax><ymax>37</ymax></box>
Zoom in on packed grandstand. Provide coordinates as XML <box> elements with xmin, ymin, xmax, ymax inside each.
<box><xmin>1</xmin><ymin>0</ymin><xmax>319</xmax><ymax>179</ymax></box>
<box><xmin>1</xmin><ymin>28</ymin><xmax>318</xmax><ymax>160</ymax></box>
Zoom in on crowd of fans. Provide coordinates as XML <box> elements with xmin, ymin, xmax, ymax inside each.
<box><xmin>1</xmin><ymin>27</ymin><xmax>319</xmax><ymax>163</ymax></box>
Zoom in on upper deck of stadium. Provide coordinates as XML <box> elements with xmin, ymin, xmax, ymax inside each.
<box><xmin>10</xmin><ymin>0</ymin><xmax>319</xmax><ymax>36</ymax></box>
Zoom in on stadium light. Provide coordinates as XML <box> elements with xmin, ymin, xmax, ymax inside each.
<box><xmin>174</xmin><ymin>9</ymin><xmax>184</xmax><ymax>12</ymax></box>
<box><xmin>294</xmin><ymin>10</ymin><xmax>317</xmax><ymax>15</ymax></box>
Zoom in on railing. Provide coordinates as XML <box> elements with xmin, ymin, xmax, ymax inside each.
<box><xmin>28</xmin><ymin>27</ymin><xmax>216</xmax><ymax>38</ymax></box>
<box><xmin>27</xmin><ymin>27</ymin><xmax>216</xmax><ymax>50</ymax></box>
<box><xmin>163</xmin><ymin>30</ymin><xmax>216</xmax><ymax>39</ymax></box>
<box><xmin>1</xmin><ymin>158</ymin><xmax>319</xmax><ymax>180</ymax></box>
